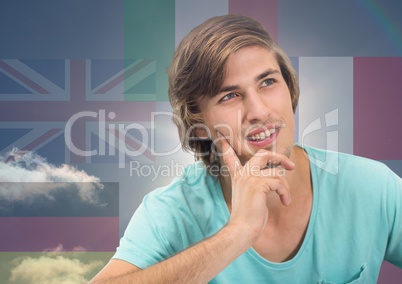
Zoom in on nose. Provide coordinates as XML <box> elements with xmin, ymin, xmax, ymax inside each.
<box><xmin>244</xmin><ymin>90</ymin><xmax>270</xmax><ymax>123</ymax></box>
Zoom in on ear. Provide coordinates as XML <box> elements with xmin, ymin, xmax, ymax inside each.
<box><xmin>195</xmin><ymin>127</ymin><xmax>209</xmax><ymax>139</ymax></box>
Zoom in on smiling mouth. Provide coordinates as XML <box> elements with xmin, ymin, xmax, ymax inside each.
<box><xmin>246</xmin><ymin>128</ymin><xmax>277</xmax><ymax>141</ymax></box>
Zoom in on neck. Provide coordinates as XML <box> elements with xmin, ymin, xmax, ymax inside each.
<box><xmin>219</xmin><ymin>145</ymin><xmax>311</xmax><ymax>215</ymax></box>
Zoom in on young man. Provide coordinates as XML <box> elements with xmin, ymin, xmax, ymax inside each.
<box><xmin>91</xmin><ymin>14</ymin><xmax>402</xmax><ymax>283</ymax></box>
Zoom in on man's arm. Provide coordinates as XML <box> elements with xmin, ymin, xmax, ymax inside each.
<box><xmin>90</xmin><ymin>259</ymin><xmax>142</xmax><ymax>283</ymax></box>
<box><xmin>90</xmin><ymin>134</ymin><xmax>294</xmax><ymax>283</ymax></box>
<box><xmin>90</xmin><ymin>224</ymin><xmax>253</xmax><ymax>284</ymax></box>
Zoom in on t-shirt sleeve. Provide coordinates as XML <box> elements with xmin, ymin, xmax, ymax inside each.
<box><xmin>112</xmin><ymin>195</ymin><xmax>179</xmax><ymax>269</ymax></box>
<box><xmin>384</xmin><ymin>169</ymin><xmax>402</xmax><ymax>267</ymax></box>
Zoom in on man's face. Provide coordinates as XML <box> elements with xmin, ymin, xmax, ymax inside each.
<box><xmin>197</xmin><ymin>45</ymin><xmax>295</xmax><ymax>165</ymax></box>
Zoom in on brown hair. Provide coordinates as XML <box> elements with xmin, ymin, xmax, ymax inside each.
<box><xmin>168</xmin><ymin>14</ymin><xmax>299</xmax><ymax>168</ymax></box>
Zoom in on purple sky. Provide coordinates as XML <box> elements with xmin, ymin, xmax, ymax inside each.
<box><xmin>0</xmin><ymin>217</ymin><xmax>119</xmax><ymax>251</ymax></box>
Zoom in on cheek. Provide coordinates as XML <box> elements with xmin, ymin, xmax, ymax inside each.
<box><xmin>284</xmin><ymin>108</ymin><xmax>296</xmax><ymax>138</ymax></box>
<box><xmin>203</xmin><ymin>113</ymin><xmax>239</xmax><ymax>139</ymax></box>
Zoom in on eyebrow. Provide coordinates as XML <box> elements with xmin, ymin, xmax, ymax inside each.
<box><xmin>218</xmin><ymin>68</ymin><xmax>280</xmax><ymax>94</ymax></box>
<box><xmin>256</xmin><ymin>69</ymin><xmax>280</xmax><ymax>81</ymax></box>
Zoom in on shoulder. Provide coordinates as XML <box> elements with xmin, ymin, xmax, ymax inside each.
<box><xmin>301</xmin><ymin>144</ymin><xmax>402</xmax><ymax>201</ymax></box>
<box><xmin>142</xmin><ymin>161</ymin><xmax>220</xmax><ymax>210</ymax></box>
<box><xmin>301</xmin><ymin>145</ymin><xmax>402</xmax><ymax>212</ymax></box>
<box><xmin>302</xmin><ymin>144</ymin><xmax>392</xmax><ymax>179</ymax></box>
<box><xmin>134</xmin><ymin>161</ymin><xmax>226</xmax><ymax>245</ymax></box>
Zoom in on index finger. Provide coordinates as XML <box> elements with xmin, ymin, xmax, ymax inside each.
<box><xmin>215</xmin><ymin>132</ymin><xmax>242</xmax><ymax>178</ymax></box>
<box><xmin>251</xmin><ymin>150</ymin><xmax>295</xmax><ymax>171</ymax></box>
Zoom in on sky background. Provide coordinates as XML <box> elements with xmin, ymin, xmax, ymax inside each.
<box><xmin>0</xmin><ymin>0</ymin><xmax>401</xmax><ymax>282</ymax></box>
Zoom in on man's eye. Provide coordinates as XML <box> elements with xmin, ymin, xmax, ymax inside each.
<box><xmin>262</xmin><ymin>78</ymin><xmax>275</xmax><ymax>86</ymax></box>
<box><xmin>220</xmin><ymin>93</ymin><xmax>237</xmax><ymax>102</ymax></box>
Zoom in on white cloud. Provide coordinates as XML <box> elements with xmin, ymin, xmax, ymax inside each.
<box><xmin>0</xmin><ymin>148</ymin><xmax>103</xmax><ymax>203</ymax></box>
<box><xmin>43</xmin><ymin>243</ymin><xmax>87</xmax><ymax>253</ymax></box>
<box><xmin>9</xmin><ymin>255</ymin><xmax>103</xmax><ymax>284</ymax></box>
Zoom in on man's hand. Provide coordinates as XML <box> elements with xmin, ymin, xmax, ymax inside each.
<box><xmin>216</xmin><ymin>132</ymin><xmax>295</xmax><ymax>243</ymax></box>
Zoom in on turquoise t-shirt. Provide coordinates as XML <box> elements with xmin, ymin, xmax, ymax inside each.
<box><xmin>114</xmin><ymin>146</ymin><xmax>402</xmax><ymax>283</ymax></box>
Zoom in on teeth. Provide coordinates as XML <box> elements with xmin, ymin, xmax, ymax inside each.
<box><xmin>248</xmin><ymin>128</ymin><xmax>276</xmax><ymax>141</ymax></box>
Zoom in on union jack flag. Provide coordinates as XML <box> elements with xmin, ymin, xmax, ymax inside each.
<box><xmin>0</xmin><ymin>59</ymin><xmax>157</xmax><ymax>164</ymax></box>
